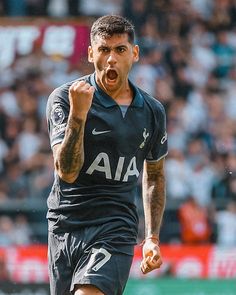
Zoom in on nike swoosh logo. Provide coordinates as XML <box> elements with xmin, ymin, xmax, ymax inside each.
<box><xmin>92</xmin><ymin>128</ymin><xmax>111</xmax><ymax>135</ymax></box>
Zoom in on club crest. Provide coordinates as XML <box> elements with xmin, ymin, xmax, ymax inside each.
<box><xmin>140</xmin><ymin>128</ymin><xmax>149</xmax><ymax>149</ymax></box>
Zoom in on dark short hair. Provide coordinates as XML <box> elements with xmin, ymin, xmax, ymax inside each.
<box><xmin>90</xmin><ymin>15</ymin><xmax>135</xmax><ymax>44</ymax></box>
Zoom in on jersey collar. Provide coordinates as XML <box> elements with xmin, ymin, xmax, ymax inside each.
<box><xmin>90</xmin><ymin>73</ymin><xmax>144</xmax><ymax>108</ymax></box>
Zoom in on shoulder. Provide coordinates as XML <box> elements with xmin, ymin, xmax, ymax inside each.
<box><xmin>48</xmin><ymin>74</ymin><xmax>92</xmax><ymax>104</ymax></box>
<box><xmin>46</xmin><ymin>74</ymin><xmax>92</xmax><ymax>120</ymax></box>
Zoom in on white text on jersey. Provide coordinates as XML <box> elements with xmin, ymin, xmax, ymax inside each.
<box><xmin>86</xmin><ymin>152</ymin><xmax>139</xmax><ymax>182</ymax></box>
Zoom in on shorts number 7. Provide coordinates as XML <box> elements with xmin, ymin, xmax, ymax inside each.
<box><xmin>85</xmin><ymin>247</ymin><xmax>111</xmax><ymax>273</ymax></box>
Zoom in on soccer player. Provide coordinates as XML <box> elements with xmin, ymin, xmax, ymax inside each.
<box><xmin>46</xmin><ymin>15</ymin><xmax>168</xmax><ymax>295</ymax></box>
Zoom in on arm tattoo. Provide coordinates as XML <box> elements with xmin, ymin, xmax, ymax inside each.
<box><xmin>55</xmin><ymin>115</ymin><xmax>85</xmax><ymax>181</ymax></box>
<box><xmin>142</xmin><ymin>160</ymin><xmax>166</xmax><ymax>237</ymax></box>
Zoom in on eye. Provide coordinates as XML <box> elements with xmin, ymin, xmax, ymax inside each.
<box><xmin>99</xmin><ymin>47</ymin><xmax>109</xmax><ymax>53</ymax></box>
<box><xmin>117</xmin><ymin>47</ymin><xmax>126</xmax><ymax>53</ymax></box>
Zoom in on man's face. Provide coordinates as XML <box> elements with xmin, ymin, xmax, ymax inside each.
<box><xmin>88</xmin><ymin>33</ymin><xmax>139</xmax><ymax>93</ymax></box>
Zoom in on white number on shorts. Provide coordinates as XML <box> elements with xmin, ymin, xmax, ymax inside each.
<box><xmin>85</xmin><ymin>247</ymin><xmax>111</xmax><ymax>274</ymax></box>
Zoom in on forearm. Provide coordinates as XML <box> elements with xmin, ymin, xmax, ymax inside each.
<box><xmin>142</xmin><ymin>160</ymin><xmax>166</xmax><ymax>238</ymax></box>
<box><xmin>55</xmin><ymin>115</ymin><xmax>86</xmax><ymax>183</ymax></box>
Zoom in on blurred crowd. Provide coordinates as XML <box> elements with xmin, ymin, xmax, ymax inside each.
<box><xmin>0</xmin><ymin>0</ymin><xmax>236</xmax><ymax>247</ymax></box>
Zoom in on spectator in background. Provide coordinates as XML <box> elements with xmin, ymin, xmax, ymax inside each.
<box><xmin>47</xmin><ymin>0</ymin><xmax>69</xmax><ymax>17</ymax></box>
<box><xmin>123</xmin><ymin>0</ymin><xmax>148</xmax><ymax>36</ymax></box>
<box><xmin>166</xmin><ymin>99</ymin><xmax>188</xmax><ymax>152</ymax></box>
<box><xmin>0</xmin><ymin>255</ymin><xmax>10</xmax><ymax>282</ymax></box>
<box><xmin>0</xmin><ymin>136</ymin><xmax>8</xmax><ymax>173</ymax></box>
<box><xmin>0</xmin><ymin>178</ymin><xmax>8</xmax><ymax>204</ymax></box>
<box><xmin>25</xmin><ymin>144</ymin><xmax>54</xmax><ymax>199</ymax></box>
<box><xmin>186</xmin><ymin>138</ymin><xmax>216</xmax><ymax>207</ymax></box>
<box><xmin>226</xmin><ymin>172</ymin><xmax>236</xmax><ymax>202</ymax></box>
<box><xmin>0</xmin><ymin>0</ymin><xmax>6</xmax><ymax>15</ymax></box>
<box><xmin>211</xmin><ymin>29</ymin><xmax>235</xmax><ymax>79</ymax></box>
<box><xmin>212</xmin><ymin>167</ymin><xmax>236</xmax><ymax>209</ymax></box>
<box><xmin>224</xmin><ymin>68</ymin><xmax>236</xmax><ymax>120</ymax></box>
<box><xmin>165</xmin><ymin>148</ymin><xmax>192</xmax><ymax>201</ymax></box>
<box><xmin>130</xmin><ymin>51</ymin><xmax>159</xmax><ymax>96</ymax></box>
<box><xmin>79</xmin><ymin>0</ymin><xmax>122</xmax><ymax>17</ymax></box>
<box><xmin>0</xmin><ymin>216</ymin><xmax>15</xmax><ymax>246</ymax></box>
<box><xmin>0</xmin><ymin>214</ymin><xmax>32</xmax><ymax>246</ymax></box>
<box><xmin>2</xmin><ymin>117</ymin><xmax>20</xmax><ymax>164</ymax></box>
<box><xmin>178</xmin><ymin>196</ymin><xmax>212</xmax><ymax>244</ymax></box>
<box><xmin>215</xmin><ymin>200</ymin><xmax>236</xmax><ymax>246</ymax></box>
<box><xmin>4</xmin><ymin>162</ymin><xmax>29</xmax><ymax>200</ymax></box>
<box><xmin>0</xmin><ymin>85</ymin><xmax>21</xmax><ymax>118</ymax></box>
<box><xmin>14</xmin><ymin>214</ymin><xmax>32</xmax><ymax>245</ymax></box>
<box><xmin>16</xmin><ymin>118</ymin><xmax>42</xmax><ymax>162</ymax></box>
<box><xmin>4</xmin><ymin>0</ymin><xmax>26</xmax><ymax>16</ymax></box>
<box><xmin>189</xmin><ymin>0</ymin><xmax>214</xmax><ymax>20</ymax></box>
<box><xmin>25</xmin><ymin>0</ymin><xmax>48</xmax><ymax>16</ymax></box>
<box><xmin>209</xmin><ymin>0</ymin><xmax>232</xmax><ymax>30</ymax></box>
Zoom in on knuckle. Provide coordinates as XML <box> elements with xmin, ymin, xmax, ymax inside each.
<box><xmin>69</xmin><ymin>85</ymin><xmax>75</xmax><ymax>92</ymax></box>
<box><xmin>78</xmin><ymin>80</ymin><xmax>86</xmax><ymax>86</ymax></box>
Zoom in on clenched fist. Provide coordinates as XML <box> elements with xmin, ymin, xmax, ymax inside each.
<box><xmin>69</xmin><ymin>80</ymin><xmax>95</xmax><ymax>119</ymax></box>
<box><xmin>140</xmin><ymin>238</ymin><xmax>162</xmax><ymax>274</ymax></box>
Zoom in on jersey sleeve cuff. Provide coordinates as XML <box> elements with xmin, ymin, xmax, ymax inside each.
<box><xmin>145</xmin><ymin>151</ymin><xmax>168</xmax><ymax>162</ymax></box>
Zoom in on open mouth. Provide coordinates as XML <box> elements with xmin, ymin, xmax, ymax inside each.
<box><xmin>106</xmin><ymin>69</ymin><xmax>118</xmax><ymax>81</ymax></box>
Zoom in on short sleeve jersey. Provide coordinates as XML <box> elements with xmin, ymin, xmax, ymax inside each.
<box><xmin>46</xmin><ymin>73</ymin><xmax>168</xmax><ymax>237</ymax></box>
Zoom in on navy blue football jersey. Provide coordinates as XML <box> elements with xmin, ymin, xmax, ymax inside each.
<box><xmin>46</xmin><ymin>73</ymin><xmax>168</xmax><ymax>237</ymax></box>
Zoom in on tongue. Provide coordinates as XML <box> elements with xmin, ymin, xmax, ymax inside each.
<box><xmin>107</xmin><ymin>70</ymin><xmax>117</xmax><ymax>80</ymax></box>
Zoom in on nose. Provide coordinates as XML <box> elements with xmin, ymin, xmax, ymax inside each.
<box><xmin>107</xmin><ymin>51</ymin><xmax>117</xmax><ymax>65</ymax></box>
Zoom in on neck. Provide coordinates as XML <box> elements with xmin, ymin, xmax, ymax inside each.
<box><xmin>97</xmin><ymin>79</ymin><xmax>133</xmax><ymax>106</ymax></box>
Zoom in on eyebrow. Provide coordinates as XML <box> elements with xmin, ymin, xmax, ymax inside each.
<box><xmin>98</xmin><ymin>44</ymin><xmax>128</xmax><ymax>50</ymax></box>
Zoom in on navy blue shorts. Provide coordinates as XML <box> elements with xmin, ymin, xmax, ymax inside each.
<box><xmin>48</xmin><ymin>224</ymin><xmax>135</xmax><ymax>295</ymax></box>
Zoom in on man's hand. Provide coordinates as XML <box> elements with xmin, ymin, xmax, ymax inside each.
<box><xmin>69</xmin><ymin>80</ymin><xmax>95</xmax><ymax>119</ymax></box>
<box><xmin>140</xmin><ymin>238</ymin><xmax>162</xmax><ymax>274</ymax></box>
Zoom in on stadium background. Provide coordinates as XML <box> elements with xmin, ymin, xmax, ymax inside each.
<box><xmin>0</xmin><ymin>0</ymin><xmax>235</xmax><ymax>294</ymax></box>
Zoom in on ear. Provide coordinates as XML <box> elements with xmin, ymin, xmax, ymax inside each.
<box><xmin>133</xmin><ymin>45</ymin><xmax>139</xmax><ymax>63</ymax></box>
<box><xmin>88</xmin><ymin>46</ymin><xmax>93</xmax><ymax>63</ymax></box>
